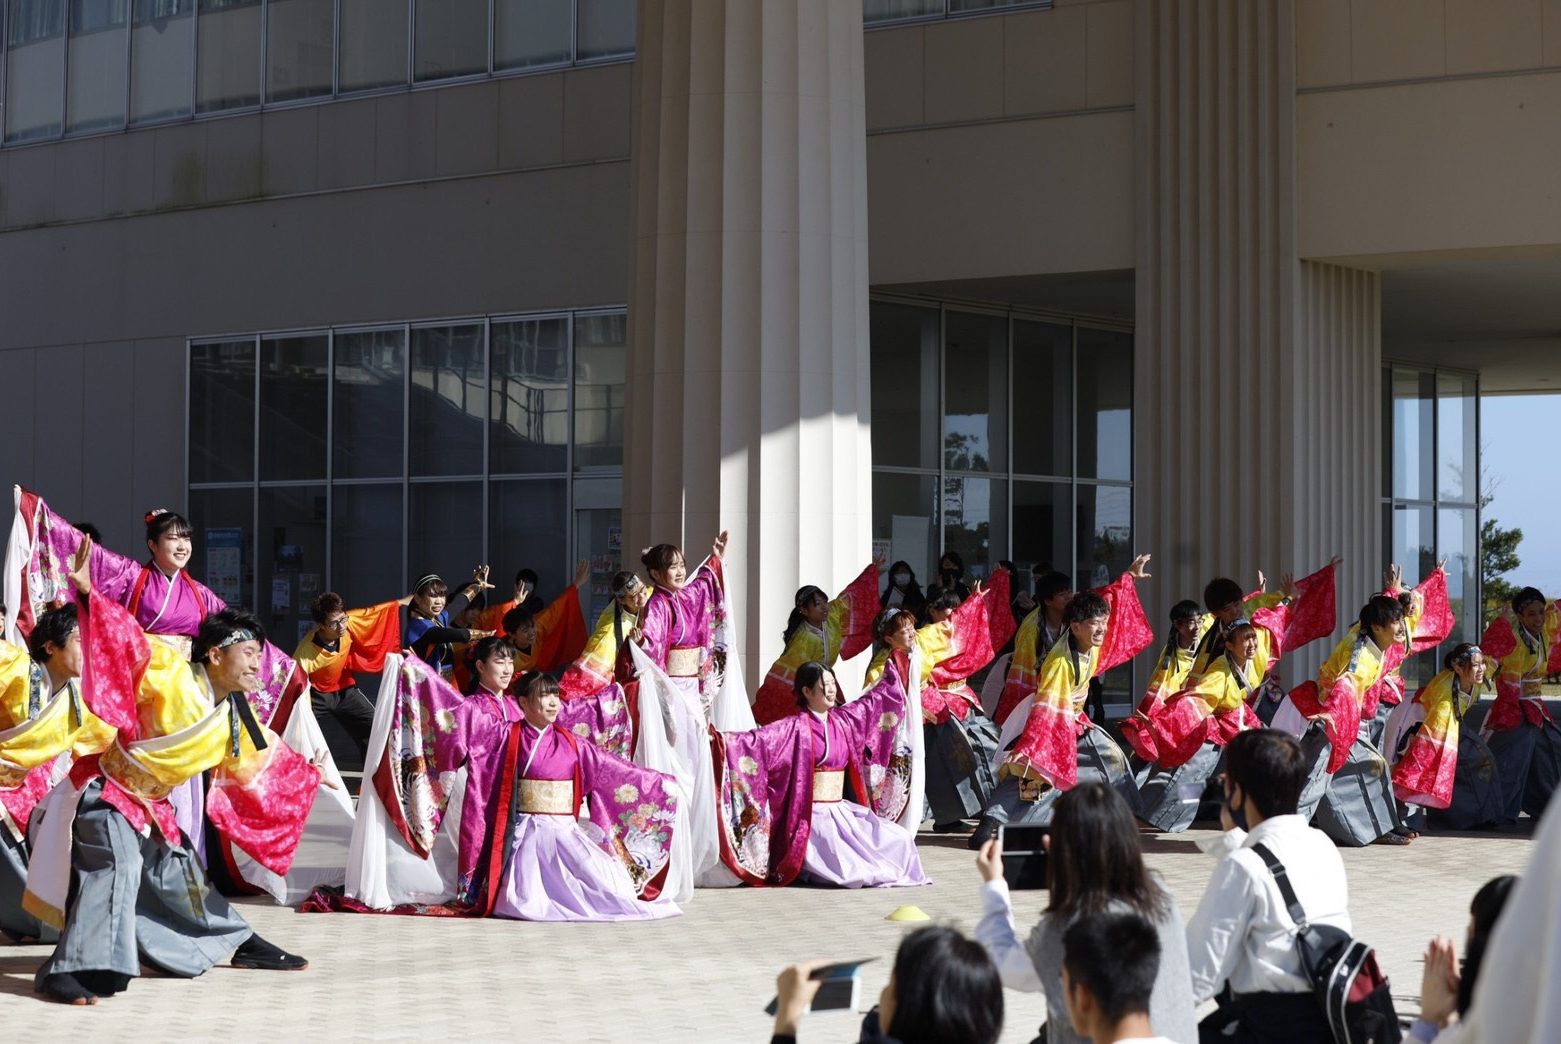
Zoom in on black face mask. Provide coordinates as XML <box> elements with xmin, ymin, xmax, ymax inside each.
<box><xmin>1224</xmin><ymin>785</ymin><xmax>1249</xmax><ymax>831</ymax></box>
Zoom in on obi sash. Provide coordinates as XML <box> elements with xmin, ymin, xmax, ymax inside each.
<box><xmin>0</xmin><ymin>684</ymin><xmax>83</xmax><ymax>788</ymax></box>
<box><xmin>812</xmin><ymin>769</ymin><xmax>844</xmax><ymax>803</ymax></box>
<box><xmin>518</xmin><ymin>778</ymin><xmax>575</xmax><ymax>815</ymax></box>
<box><xmin>665</xmin><ymin>646</ymin><xmax>702</xmax><ymax>678</ymax></box>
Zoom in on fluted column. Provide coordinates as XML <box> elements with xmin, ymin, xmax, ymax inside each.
<box><xmin>1133</xmin><ymin>0</ymin><xmax>1381</xmax><ymax>684</ymax></box>
<box><xmin>623</xmin><ymin>1</ymin><xmax>874</xmax><ymax>677</ymax></box>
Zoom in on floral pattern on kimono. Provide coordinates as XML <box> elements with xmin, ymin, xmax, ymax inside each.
<box><xmin>753</xmin><ymin>561</ymin><xmax>881</xmax><ymax>725</ymax></box>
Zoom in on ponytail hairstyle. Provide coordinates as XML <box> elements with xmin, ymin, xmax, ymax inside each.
<box><xmin>641</xmin><ymin>544</ymin><xmax>682</xmax><ymax>580</ymax></box>
<box><xmin>793</xmin><ymin>660</ymin><xmax>841</xmax><ymax>709</ymax></box>
<box><xmin>783</xmin><ymin>585</ymin><xmax>828</xmax><ymax>645</ymax></box>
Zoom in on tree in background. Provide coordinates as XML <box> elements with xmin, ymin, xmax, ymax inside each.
<box><xmin>1481</xmin><ymin>490</ymin><xmax>1523</xmax><ymax>621</ymax></box>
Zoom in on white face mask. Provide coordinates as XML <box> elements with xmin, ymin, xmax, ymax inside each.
<box><xmin>892</xmin><ymin>571</ymin><xmax>910</xmax><ymax>587</ymax></box>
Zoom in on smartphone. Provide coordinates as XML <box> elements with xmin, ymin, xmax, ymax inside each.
<box><xmin>997</xmin><ymin>823</ymin><xmax>1049</xmax><ymax>890</ymax></box>
<box><xmin>763</xmin><ymin>958</ymin><xmax>877</xmax><ymax>1016</ymax></box>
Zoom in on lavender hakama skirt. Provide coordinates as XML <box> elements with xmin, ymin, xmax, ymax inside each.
<box><xmin>799</xmin><ymin>801</ymin><xmax>929</xmax><ymax>889</ymax></box>
<box><xmin>490</xmin><ymin>815</ymin><xmax>680</xmax><ymax>922</ymax></box>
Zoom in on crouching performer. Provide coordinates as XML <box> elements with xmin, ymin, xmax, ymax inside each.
<box><xmin>27</xmin><ymin>539</ymin><xmax>324</xmax><ymax>1005</ymax></box>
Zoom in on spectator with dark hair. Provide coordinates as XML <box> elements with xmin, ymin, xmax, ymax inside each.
<box><xmin>974</xmin><ymin>783</ymin><xmax>1196</xmax><ymax>1044</ymax></box>
<box><xmin>939</xmin><ymin>551</ymin><xmax>972</xmax><ymax>601</ymax></box>
<box><xmin>1414</xmin><ymin>874</ymin><xmax>1518</xmax><ymax>1042</ymax></box>
<box><xmin>880</xmin><ymin>560</ymin><xmax>927</xmax><ymax>620</ymax></box>
<box><xmin>293</xmin><ymin>587</ymin><xmax>413</xmax><ymax>757</ymax></box>
<box><xmin>1186</xmin><ymin>729</ymin><xmax>1350</xmax><ymax>1042</ymax></box>
<box><xmin>1061</xmin><ymin>910</ymin><xmax>1177</xmax><ymax>1044</ymax></box>
<box><xmin>771</xmin><ymin>924</ymin><xmax>1003</xmax><ymax>1044</ymax></box>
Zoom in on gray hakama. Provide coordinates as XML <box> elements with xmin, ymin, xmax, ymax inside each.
<box><xmin>1296</xmin><ymin>721</ymin><xmax>1401</xmax><ymax>846</ymax></box>
<box><xmin>1</xmin><ymin>828</ymin><xmax>56</xmax><ymax>943</ymax></box>
<box><xmin>1483</xmin><ymin>717</ymin><xmax>1561</xmax><ymax>823</ymax></box>
<box><xmin>35</xmin><ymin>782</ymin><xmax>252</xmax><ymax>986</ymax></box>
<box><xmin>1137</xmin><ymin>742</ymin><xmax>1223</xmax><ymax>833</ymax></box>
<box><xmin>1424</xmin><ymin>730</ymin><xmax>1504</xmax><ymax>830</ymax></box>
<box><xmin>982</xmin><ymin>724</ymin><xmax>1139</xmax><ymax>828</ymax></box>
<box><xmin>1367</xmin><ymin>699</ymin><xmax>1395</xmax><ymax>748</ymax></box>
<box><xmin>924</xmin><ymin>712</ymin><xmax>1002</xmax><ymax>825</ymax></box>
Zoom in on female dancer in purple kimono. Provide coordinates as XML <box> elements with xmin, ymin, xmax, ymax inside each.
<box><xmin>710</xmin><ymin>661</ymin><xmax>927</xmax><ymax>889</ymax></box>
<box><xmin>637</xmin><ymin>531</ymin><xmax>729</xmax><ymax>717</ymax></box>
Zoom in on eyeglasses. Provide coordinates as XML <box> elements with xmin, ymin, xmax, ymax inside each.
<box><xmin>325</xmin><ymin>616</ymin><xmax>349</xmax><ymax>629</ymax></box>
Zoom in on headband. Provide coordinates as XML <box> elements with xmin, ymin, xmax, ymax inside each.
<box><xmin>414</xmin><ymin>573</ymin><xmax>443</xmax><ymax>592</ymax></box>
<box><xmin>612</xmin><ymin>574</ymin><xmax>645</xmax><ymax>597</ymax></box>
<box><xmin>216</xmin><ymin>628</ymin><xmax>259</xmax><ymax>649</ymax></box>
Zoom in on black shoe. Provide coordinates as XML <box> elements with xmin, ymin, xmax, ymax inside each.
<box><xmin>932</xmin><ymin>820</ymin><xmax>971</xmax><ymax>834</ymax></box>
<box><xmin>1371</xmin><ymin>830</ymin><xmax>1412</xmax><ymax>846</ymax></box>
<box><xmin>967</xmin><ymin>816</ymin><xmax>1001</xmax><ymax>851</ymax></box>
<box><xmin>79</xmin><ymin>970</ymin><xmax>132</xmax><ymax>996</ymax></box>
<box><xmin>38</xmin><ymin>972</ymin><xmax>98</xmax><ymax>1005</ymax></box>
<box><xmin>231</xmin><ymin>934</ymin><xmax>309</xmax><ymax>971</ymax></box>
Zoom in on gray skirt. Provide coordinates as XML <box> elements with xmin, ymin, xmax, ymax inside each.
<box><xmin>983</xmin><ymin>724</ymin><xmax>1139</xmax><ymax>828</ymax></box>
<box><xmin>1137</xmin><ymin>742</ymin><xmax>1223</xmax><ymax>833</ymax></box>
<box><xmin>1484</xmin><ymin>717</ymin><xmax>1561</xmax><ymax>823</ymax></box>
<box><xmin>1297</xmin><ymin>722</ymin><xmax>1400</xmax><ymax>847</ymax></box>
<box><xmin>924</xmin><ymin>711</ymin><xmax>1002</xmax><ymax>824</ymax></box>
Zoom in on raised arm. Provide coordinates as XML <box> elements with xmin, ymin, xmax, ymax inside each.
<box><xmin>826</xmin><ymin>558</ymin><xmax>883</xmax><ymax>662</ymax></box>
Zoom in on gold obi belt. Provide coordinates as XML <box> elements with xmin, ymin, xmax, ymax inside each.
<box><xmin>813</xmin><ymin>769</ymin><xmax>844</xmax><ymax>803</ymax></box>
<box><xmin>665</xmin><ymin>646</ymin><xmax>703</xmax><ymax>679</ymax></box>
<box><xmin>101</xmin><ymin>743</ymin><xmax>176</xmax><ymax>802</ymax></box>
<box><xmin>0</xmin><ymin>756</ymin><xmax>27</xmax><ymax>790</ymax></box>
<box><xmin>519</xmin><ymin>778</ymin><xmax>575</xmax><ymax>815</ymax></box>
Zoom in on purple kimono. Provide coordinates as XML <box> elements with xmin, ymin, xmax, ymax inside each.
<box><xmin>711</xmin><ymin>668</ymin><xmax>925</xmax><ymax>887</ymax></box>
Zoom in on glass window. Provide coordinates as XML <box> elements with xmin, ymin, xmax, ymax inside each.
<box><xmin>1389</xmin><ymin>503</ymin><xmax>1435</xmax><ymax>586</ymax></box>
<box><xmin>490</xmin><ymin>316</ymin><xmax>569</xmax><ymax>474</ymax></box>
<box><xmin>1076</xmin><ymin>328</ymin><xmax>1132</xmax><ymax>481</ymax></box>
<box><xmin>188</xmin><ymin>487</ymin><xmax>253</xmax><ymax>610</ymax></box>
<box><xmin>334</xmin><ymin>328</ymin><xmax>406</xmax><ymax>480</ymax></box>
<box><xmin>131</xmin><ymin>0</ymin><xmax>194</xmax><ymax>124</ymax></box>
<box><xmin>265</xmin><ymin>0</ymin><xmax>333</xmax><ymax>104</ymax></box>
<box><xmin>943</xmin><ymin>475</ymin><xmax>1006</xmax><ymax>580</ymax></box>
<box><xmin>259</xmin><ymin>334</ymin><xmax>328</xmax><ymax>481</ymax></box>
<box><xmin>864</xmin><ymin>0</ymin><xmax>942</xmax><ymax>23</ymax></box>
<box><xmin>407</xmin><ymin>481</ymin><xmax>483</xmax><ymax>586</ymax></box>
<box><xmin>494</xmin><ymin>0</ymin><xmax>571</xmax><ymax>71</ymax></box>
<box><xmin>869</xmin><ymin>302</ymin><xmax>940</xmax><ymax>470</ymax></box>
<box><xmin>1077</xmin><ymin>484</ymin><xmax>1132</xmax><ymax>590</ymax></box>
<box><xmin>1012</xmin><ymin>319</ymin><xmax>1071</xmax><ymax>477</ymax></box>
<box><xmin>195</xmin><ymin>0</ymin><xmax>261</xmax><ymax>113</ymax></box>
<box><xmin>5</xmin><ymin>0</ymin><xmax>66</xmax><ymax>142</ymax></box>
<box><xmin>575</xmin><ymin>500</ymin><xmax>621</xmax><ymax>621</ymax></box>
<box><xmin>1390</xmin><ymin>368</ymin><xmax>1435</xmax><ymax>501</ymax></box>
<box><xmin>490</xmin><ymin>478</ymin><xmax>569</xmax><ymax>597</ymax></box>
<box><xmin>950</xmin><ymin>0</ymin><xmax>1041</xmax><ymax>11</ymax></box>
<box><xmin>1438</xmin><ymin>507</ymin><xmax>1478</xmax><ymax>647</ymax></box>
<box><xmin>872</xmin><ymin>472</ymin><xmax>939</xmax><ymax>585</ymax></box>
<box><xmin>332</xmin><ymin>483</ymin><xmax>402</xmax><ymax>607</ymax></box>
<box><xmin>67</xmin><ymin>0</ymin><xmax>128</xmax><ymax>134</ymax></box>
<box><xmin>410</xmin><ymin>323</ymin><xmax>485</xmax><ymax>477</ymax></box>
<box><xmin>413</xmin><ymin>0</ymin><xmax>486</xmax><ymax>82</ymax></box>
<box><xmin>944</xmin><ymin>311</ymin><xmax>1007</xmax><ymax>474</ymax></box>
<box><xmin>1437</xmin><ymin>372</ymin><xmax>1476</xmax><ymax>504</ymax></box>
<box><xmin>190</xmin><ymin>338</ymin><xmax>255</xmax><ymax>484</ymax></box>
<box><xmin>573</xmin><ymin>312</ymin><xmax>626</xmax><ymax>469</ymax></box>
<box><xmin>1012</xmin><ymin>480</ymin><xmax>1069</xmax><ymax>578</ymax></box>
<box><xmin>576</xmin><ymin>0</ymin><xmax>635</xmax><ymax>61</ymax></box>
<box><xmin>257</xmin><ymin>484</ymin><xmax>326</xmax><ymax>646</ymax></box>
<box><xmin>338</xmin><ymin>0</ymin><xmax>407</xmax><ymax>92</ymax></box>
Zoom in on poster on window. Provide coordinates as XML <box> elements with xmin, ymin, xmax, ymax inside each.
<box><xmin>272</xmin><ymin>578</ymin><xmax>291</xmax><ymax>613</ymax></box>
<box><xmin>206</xmin><ymin>528</ymin><xmax>243</xmax><ymax>605</ymax></box>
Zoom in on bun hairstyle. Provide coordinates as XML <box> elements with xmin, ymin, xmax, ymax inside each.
<box><xmin>783</xmin><ymin>585</ymin><xmax>828</xmax><ymax>645</ymax></box>
<box><xmin>793</xmin><ymin>660</ymin><xmax>841</xmax><ymax>708</ymax></box>
<box><xmin>641</xmin><ymin>544</ymin><xmax>682</xmax><ymax>577</ymax></box>
<box><xmin>144</xmin><ymin>509</ymin><xmax>193</xmax><ymax>544</ymax></box>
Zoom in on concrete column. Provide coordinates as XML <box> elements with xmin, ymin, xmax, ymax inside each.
<box><xmin>1133</xmin><ymin>0</ymin><xmax>1381</xmax><ymax>684</ymax></box>
<box><xmin>623</xmin><ymin>1</ymin><xmax>874</xmax><ymax>678</ymax></box>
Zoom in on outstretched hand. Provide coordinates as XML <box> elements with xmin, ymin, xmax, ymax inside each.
<box><xmin>573</xmin><ymin>559</ymin><xmax>591</xmax><ymax>589</ymax></box>
<box><xmin>976</xmin><ymin>837</ymin><xmax>1005</xmax><ymax>883</ymax></box>
<box><xmin>1128</xmin><ymin>553</ymin><xmax>1153</xmax><ymax>580</ymax></box>
<box><xmin>712</xmin><ymin>530</ymin><xmax>730</xmax><ymax>558</ymax></box>
<box><xmin>472</xmin><ymin>564</ymin><xmax>495</xmax><ymax>591</ymax></box>
<box><xmin>311</xmin><ymin>748</ymin><xmax>341</xmax><ymax>790</ymax></box>
<box><xmin>68</xmin><ymin>535</ymin><xmax>94</xmax><ymax>596</ymax></box>
<box><xmin>1281</xmin><ymin>571</ymin><xmax>1299</xmax><ymax>600</ymax></box>
<box><xmin>1256</xmin><ymin>570</ymin><xmax>1267</xmax><ymax>593</ymax></box>
<box><xmin>1384</xmin><ymin>563</ymin><xmax>1403</xmax><ymax>593</ymax></box>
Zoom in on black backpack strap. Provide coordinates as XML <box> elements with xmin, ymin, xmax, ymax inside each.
<box><xmin>1250</xmin><ymin>842</ymin><xmax>1309</xmax><ymax>929</ymax></box>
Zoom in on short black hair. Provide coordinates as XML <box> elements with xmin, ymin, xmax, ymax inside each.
<box><xmin>1169</xmin><ymin>599</ymin><xmax>1201</xmax><ymax>624</ymax></box>
<box><xmin>503</xmin><ymin>606</ymin><xmax>537</xmax><ymax>635</ymax></box>
<box><xmin>926</xmin><ymin>586</ymin><xmax>963</xmax><ymax>614</ymax></box>
<box><xmin>514</xmin><ymin>567</ymin><xmax>540</xmax><ymax>587</ymax></box>
<box><xmin>1035</xmin><ymin>571</ymin><xmax>1072</xmax><ymax>603</ymax></box>
<box><xmin>1512</xmin><ymin>586</ymin><xmax>1547</xmax><ymax>615</ymax></box>
<box><xmin>873</xmin><ymin>607</ymin><xmax>915</xmax><ymax>643</ymax></box>
<box><xmin>29</xmin><ymin>603</ymin><xmax>78</xmax><ymax>662</ymax></box>
<box><xmin>1063</xmin><ymin>591</ymin><xmax>1109</xmax><ymax>627</ymax></box>
<box><xmin>1358</xmin><ymin>594</ymin><xmax>1406</xmax><ymax>636</ymax></box>
<box><xmin>1224</xmin><ymin>729</ymin><xmax>1307</xmax><ymax>818</ymax></box>
<box><xmin>75</xmin><ymin>522</ymin><xmax>103</xmax><ymax>543</ymax></box>
<box><xmin>886</xmin><ymin>926</ymin><xmax>1003</xmax><ymax>1044</ymax></box>
<box><xmin>1203</xmin><ymin>576</ymin><xmax>1244</xmax><ymax>612</ymax></box>
<box><xmin>191</xmin><ymin>608</ymin><xmax>267</xmax><ymax>665</ymax></box>
<box><xmin>1062</xmin><ymin>910</ymin><xmax>1161</xmax><ymax>1024</ymax></box>
<box><xmin>310</xmin><ymin>592</ymin><xmax>346</xmax><ymax>625</ymax></box>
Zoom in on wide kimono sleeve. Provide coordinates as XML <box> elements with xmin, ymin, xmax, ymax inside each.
<box><xmin>1005</xmin><ymin>650</ymin><xmax>1084</xmax><ymax>789</ymax></box>
<box><xmin>825</xmin><ymin>561</ymin><xmax>882</xmax><ymax>662</ymax></box>
<box><xmin>831</xmin><ymin>667</ymin><xmax>919</xmax><ymax>823</ymax></box>
<box><xmin>559</xmin><ymin>605</ymin><xmax>623</xmax><ymax>700</ymax></box>
<box><xmin>1288</xmin><ymin>636</ymin><xmax>1375</xmax><ymax>773</ymax></box>
<box><xmin>528</xmin><ymin>586</ymin><xmax>589</xmax><ymax>672</ymax></box>
<box><xmin>344</xmin><ymin>599</ymin><xmax>404</xmax><ymax>674</ymax></box>
<box><xmin>1094</xmin><ymin>572</ymin><xmax>1154</xmax><ymax>674</ymax></box>
<box><xmin>709</xmin><ymin>715</ymin><xmax>813</xmax><ymax>886</ymax></box>
<box><xmin>554</xmin><ymin>682</ymin><xmax>634</xmax><ymax>759</ymax></box>
<box><xmin>205</xmin><ymin>716</ymin><xmax>321</xmax><ymax>877</ymax></box>
<box><xmin>926</xmin><ymin>585</ymin><xmax>1001</xmax><ymax>683</ymax></box>
<box><xmin>637</xmin><ymin>594</ymin><xmax>674</xmax><ymax>670</ymax></box>
<box><xmin>1391</xmin><ymin>673</ymin><xmax>1460</xmax><ymax>809</ymax></box>
<box><xmin>995</xmin><ymin>609</ymin><xmax>1042</xmax><ymax>726</ymax></box>
<box><xmin>1272</xmin><ymin>560</ymin><xmax>1339</xmax><ymax>657</ymax></box>
<box><xmin>576</xmin><ymin>740</ymin><xmax>680</xmax><ymax>898</ymax></box>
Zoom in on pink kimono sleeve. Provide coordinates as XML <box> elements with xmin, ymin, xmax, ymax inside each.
<box><xmin>1094</xmin><ymin>573</ymin><xmax>1153</xmax><ymax>674</ymax></box>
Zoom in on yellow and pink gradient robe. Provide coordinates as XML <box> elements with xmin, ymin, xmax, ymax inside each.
<box><xmin>558</xmin><ymin>603</ymin><xmax>638</xmax><ymax>699</ymax></box>
<box><xmin>1391</xmin><ymin>669</ymin><xmax>1475</xmax><ymax>809</ymax></box>
<box><xmin>753</xmin><ymin>562</ymin><xmax>881</xmax><ymax>725</ymax></box>
<box><xmin>1364</xmin><ymin>569</ymin><xmax>1454</xmax><ymax>719</ymax></box>
<box><xmin>1121</xmin><ymin>626</ymin><xmax>1205</xmax><ymax>763</ymax></box>
<box><xmin>1480</xmin><ymin>598</ymin><xmax>1561</xmax><ymax>732</ymax></box>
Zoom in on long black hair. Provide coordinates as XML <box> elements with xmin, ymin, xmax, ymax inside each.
<box><xmin>1459</xmin><ymin>875</ymin><xmax>1518</xmax><ymax>1016</ymax></box>
<box><xmin>880</xmin><ymin>560</ymin><xmax>926</xmax><ymax>612</ymax></box>
<box><xmin>793</xmin><ymin>660</ymin><xmax>840</xmax><ymax>709</ymax></box>
<box><xmin>884</xmin><ymin>925</ymin><xmax>1003</xmax><ymax>1044</ymax></box>
<box><xmin>1045</xmin><ymin>782</ymin><xmax>1169</xmax><ymax>921</ymax></box>
<box><xmin>782</xmin><ymin>585</ymin><xmax>828</xmax><ymax>646</ymax></box>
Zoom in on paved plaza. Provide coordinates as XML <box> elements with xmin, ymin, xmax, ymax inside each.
<box><xmin>0</xmin><ymin>820</ymin><xmax>1536</xmax><ymax>1041</ymax></box>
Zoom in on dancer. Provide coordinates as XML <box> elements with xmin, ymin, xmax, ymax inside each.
<box><xmin>1287</xmin><ymin>592</ymin><xmax>1418</xmax><ymax>846</ymax></box>
<box><xmin>1120</xmin><ymin>599</ymin><xmax>1205</xmax><ymax>764</ymax></box>
<box><xmin>558</xmin><ymin>570</ymin><xmax>650</xmax><ymax>699</ymax></box>
<box><xmin>1479</xmin><ymin>586</ymin><xmax>1561</xmax><ymax>821</ymax></box>
<box><xmin>879</xmin><ymin>560</ymin><xmax>927</xmax><ymax>620</ymax></box>
<box><xmin>1387</xmin><ymin>643</ymin><xmax>1503</xmax><ymax>829</ymax></box>
<box><xmin>405</xmin><ymin>567</ymin><xmax>495</xmax><ymax>677</ymax></box>
<box><xmin>972</xmin><ymin>556</ymin><xmax>1154</xmax><ymax>846</ymax></box>
<box><xmin>994</xmin><ymin>571</ymin><xmax>1076</xmax><ymax>727</ymax></box>
<box><xmin>638</xmin><ymin>531</ymin><xmax>732</xmax><ymax>715</ymax></box>
<box><xmin>709</xmin><ymin>661</ymin><xmax>925</xmax><ymax>888</ymax></box>
<box><xmin>1361</xmin><ymin>564</ymin><xmax>1453</xmax><ymax>747</ymax></box>
<box><xmin>28</xmin><ymin>541</ymin><xmax>322</xmax><ymax>1005</ymax></box>
<box><xmin>752</xmin><ymin>557</ymin><xmax>882</xmax><ymax>725</ymax></box>
<box><xmin>293</xmin><ymin>590</ymin><xmax>407</xmax><ymax>755</ymax></box>
<box><xmin>864</xmin><ymin>571</ymin><xmax>1013</xmax><ymax>834</ymax></box>
<box><xmin>498</xmin><ymin>560</ymin><xmax>592</xmax><ymax>674</ymax></box>
<box><xmin>0</xmin><ymin>605</ymin><xmax>115</xmax><ymax>943</ymax></box>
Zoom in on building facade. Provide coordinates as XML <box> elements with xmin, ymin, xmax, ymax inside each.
<box><xmin>2</xmin><ymin>0</ymin><xmax>1545</xmax><ymax>693</ymax></box>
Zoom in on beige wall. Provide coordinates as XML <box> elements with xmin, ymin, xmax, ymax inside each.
<box><xmin>864</xmin><ymin>2</ymin><xmax>1136</xmax><ymax>284</ymax></box>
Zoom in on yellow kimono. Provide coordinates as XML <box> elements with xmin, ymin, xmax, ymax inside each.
<box><xmin>559</xmin><ymin>604</ymin><xmax>638</xmax><ymax>699</ymax></box>
<box><xmin>753</xmin><ymin>563</ymin><xmax>880</xmax><ymax>724</ymax></box>
<box><xmin>0</xmin><ymin>642</ymin><xmax>113</xmax><ymax>839</ymax></box>
<box><xmin>1480</xmin><ymin>600</ymin><xmax>1561</xmax><ymax>731</ymax></box>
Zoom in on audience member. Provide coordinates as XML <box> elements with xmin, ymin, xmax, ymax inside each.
<box><xmin>1061</xmin><ymin>910</ymin><xmax>1180</xmax><ymax>1044</ymax></box>
<box><xmin>1412</xmin><ymin>875</ymin><xmax>1518</xmax><ymax>1042</ymax></box>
